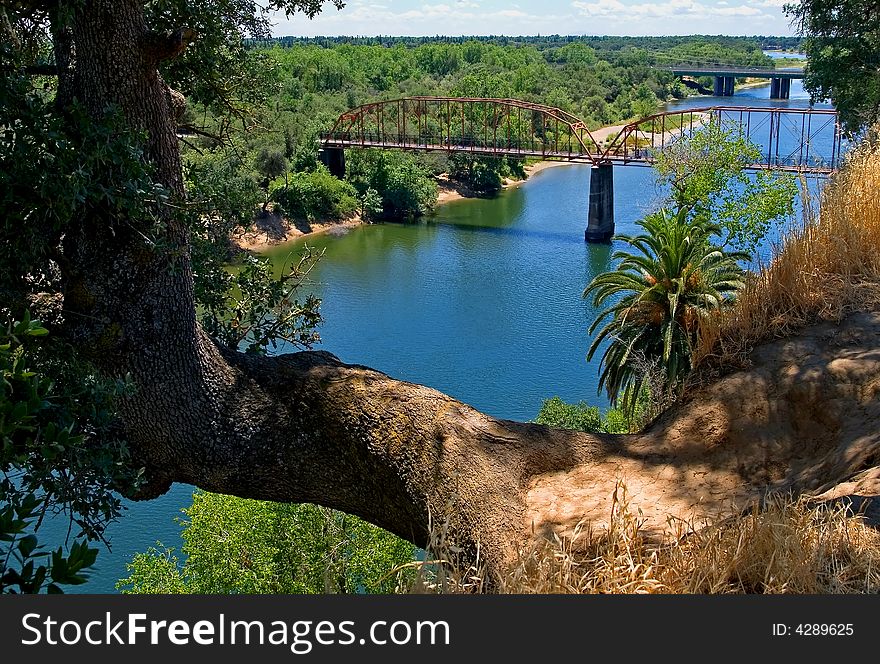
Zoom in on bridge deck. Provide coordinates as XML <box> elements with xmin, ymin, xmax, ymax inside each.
<box><xmin>321</xmin><ymin>101</ymin><xmax>841</xmax><ymax>175</ymax></box>
<box><xmin>665</xmin><ymin>66</ymin><xmax>804</xmax><ymax>79</ymax></box>
<box><xmin>320</xmin><ymin>138</ymin><xmax>836</xmax><ymax>174</ymax></box>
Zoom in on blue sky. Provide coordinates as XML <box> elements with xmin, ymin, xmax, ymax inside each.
<box><xmin>270</xmin><ymin>0</ymin><xmax>795</xmax><ymax>38</ymax></box>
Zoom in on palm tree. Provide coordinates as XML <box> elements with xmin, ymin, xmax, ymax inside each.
<box><xmin>584</xmin><ymin>207</ymin><xmax>747</xmax><ymax>414</ymax></box>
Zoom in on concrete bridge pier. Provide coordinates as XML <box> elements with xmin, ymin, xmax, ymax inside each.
<box><xmin>770</xmin><ymin>77</ymin><xmax>791</xmax><ymax>100</ymax></box>
<box><xmin>723</xmin><ymin>76</ymin><xmax>735</xmax><ymax>96</ymax></box>
<box><xmin>714</xmin><ymin>76</ymin><xmax>735</xmax><ymax>96</ymax></box>
<box><xmin>585</xmin><ymin>163</ymin><xmax>614</xmax><ymax>243</ymax></box>
<box><xmin>319</xmin><ymin>147</ymin><xmax>346</xmax><ymax>178</ymax></box>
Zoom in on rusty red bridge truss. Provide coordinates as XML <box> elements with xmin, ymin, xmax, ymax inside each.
<box><xmin>320</xmin><ymin>97</ymin><xmax>844</xmax><ymax>241</ymax></box>
<box><xmin>322</xmin><ymin>97</ymin><xmax>843</xmax><ymax>172</ymax></box>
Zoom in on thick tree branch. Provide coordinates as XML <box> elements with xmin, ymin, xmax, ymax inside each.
<box><xmin>121</xmin><ymin>339</ymin><xmax>608</xmax><ymax>569</ymax></box>
<box><xmin>113</xmin><ymin>312</ymin><xmax>880</xmax><ymax>577</ymax></box>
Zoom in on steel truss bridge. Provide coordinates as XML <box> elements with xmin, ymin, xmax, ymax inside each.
<box><xmin>320</xmin><ymin>97</ymin><xmax>843</xmax><ymax>241</ymax></box>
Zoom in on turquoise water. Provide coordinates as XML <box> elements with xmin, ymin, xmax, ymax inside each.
<box><xmin>57</xmin><ymin>79</ymin><xmax>835</xmax><ymax>593</ymax></box>
<box><xmin>263</xmin><ymin>164</ymin><xmax>661</xmax><ymax>419</ymax></box>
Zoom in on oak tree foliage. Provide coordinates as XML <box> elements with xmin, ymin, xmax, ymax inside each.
<box><xmin>786</xmin><ymin>0</ymin><xmax>880</xmax><ymax>135</ymax></box>
<box><xmin>0</xmin><ymin>0</ymin><xmax>342</xmax><ymax>592</ymax></box>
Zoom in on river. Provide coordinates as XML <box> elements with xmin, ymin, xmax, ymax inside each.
<box><xmin>60</xmin><ymin>75</ymin><xmax>835</xmax><ymax>593</ymax></box>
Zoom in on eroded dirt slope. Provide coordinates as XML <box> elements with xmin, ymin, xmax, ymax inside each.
<box><xmin>526</xmin><ymin>310</ymin><xmax>880</xmax><ymax>541</ymax></box>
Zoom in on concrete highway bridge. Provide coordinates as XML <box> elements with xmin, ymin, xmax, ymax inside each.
<box><xmin>662</xmin><ymin>66</ymin><xmax>805</xmax><ymax>99</ymax></box>
<box><xmin>320</xmin><ymin>97</ymin><xmax>841</xmax><ymax>242</ymax></box>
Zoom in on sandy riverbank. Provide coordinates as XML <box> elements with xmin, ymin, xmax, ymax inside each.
<box><xmin>738</xmin><ymin>78</ymin><xmax>772</xmax><ymax>90</ymax></box>
<box><xmin>231</xmin><ymin>210</ymin><xmax>363</xmax><ymax>253</ymax></box>
<box><xmin>234</xmin><ymin>160</ymin><xmax>578</xmax><ymax>253</ymax></box>
<box><xmin>436</xmin><ymin>159</ymin><xmax>575</xmax><ymax>205</ymax></box>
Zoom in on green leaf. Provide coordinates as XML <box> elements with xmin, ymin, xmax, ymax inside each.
<box><xmin>17</xmin><ymin>535</ymin><xmax>38</xmax><ymax>558</ymax></box>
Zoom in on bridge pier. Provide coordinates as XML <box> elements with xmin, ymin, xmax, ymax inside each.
<box><xmin>713</xmin><ymin>76</ymin><xmax>735</xmax><ymax>97</ymax></box>
<box><xmin>319</xmin><ymin>147</ymin><xmax>346</xmax><ymax>178</ymax></box>
<box><xmin>585</xmin><ymin>163</ymin><xmax>614</xmax><ymax>243</ymax></box>
<box><xmin>770</xmin><ymin>77</ymin><xmax>791</xmax><ymax>100</ymax></box>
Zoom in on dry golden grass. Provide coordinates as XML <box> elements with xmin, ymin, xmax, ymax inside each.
<box><xmin>415</xmin><ymin>484</ymin><xmax>880</xmax><ymax>594</ymax></box>
<box><xmin>693</xmin><ymin>138</ymin><xmax>880</xmax><ymax>370</ymax></box>
<box><xmin>532</xmin><ymin>486</ymin><xmax>880</xmax><ymax>594</ymax></box>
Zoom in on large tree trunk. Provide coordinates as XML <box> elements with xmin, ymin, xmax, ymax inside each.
<box><xmin>55</xmin><ymin>1</ymin><xmax>880</xmax><ymax>581</ymax></box>
<box><xmin>57</xmin><ymin>0</ymin><xmax>593</xmax><ymax>573</ymax></box>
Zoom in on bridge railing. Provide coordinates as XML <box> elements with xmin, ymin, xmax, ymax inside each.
<box><xmin>321</xmin><ymin>97</ymin><xmax>606</xmax><ymax>163</ymax></box>
<box><xmin>320</xmin><ymin>131</ymin><xmax>597</xmax><ymax>159</ymax></box>
<box><xmin>600</xmin><ymin>106</ymin><xmax>843</xmax><ymax>173</ymax></box>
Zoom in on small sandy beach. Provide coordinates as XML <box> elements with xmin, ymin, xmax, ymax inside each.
<box><xmin>232</xmin><ymin>210</ymin><xmax>363</xmax><ymax>253</ymax></box>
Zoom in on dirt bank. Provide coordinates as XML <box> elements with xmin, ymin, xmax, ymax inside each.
<box><xmin>232</xmin><ymin>210</ymin><xmax>363</xmax><ymax>253</ymax></box>
<box><xmin>527</xmin><ymin>308</ymin><xmax>880</xmax><ymax>545</ymax></box>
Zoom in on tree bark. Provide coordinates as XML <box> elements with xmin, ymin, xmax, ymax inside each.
<box><xmin>54</xmin><ymin>1</ymin><xmax>880</xmax><ymax>581</ymax></box>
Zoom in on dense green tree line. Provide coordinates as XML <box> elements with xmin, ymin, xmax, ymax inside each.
<box><xmin>184</xmin><ymin>36</ymin><xmax>775</xmax><ymax>225</ymax></box>
<box><xmin>251</xmin><ymin>34</ymin><xmax>797</xmax><ymax>60</ymax></box>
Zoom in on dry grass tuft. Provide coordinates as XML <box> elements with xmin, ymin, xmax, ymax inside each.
<box><xmin>666</xmin><ymin>496</ymin><xmax>880</xmax><ymax>594</ymax></box>
<box><xmin>501</xmin><ymin>483</ymin><xmax>668</xmax><ymax>593</ymax></box>
<box><xmin>489</xmin><ymin>484</ymin><xmax>880</xmax><ymax>594</ymax></box>
<box><xmin>693</xmin><ymin>138</ymin><xmax>880</xmax><ymax>371</ymax></box>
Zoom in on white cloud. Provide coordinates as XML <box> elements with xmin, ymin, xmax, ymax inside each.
<box><xmin>269</xmin><ymin>0</ymin><xmax>793</xmax><ymax>37</ymax></box>
<box><xmin>273</xmin><ymin>3</ymin><xmax>567</xmax><ymax>36</ymax></box>
<box><xmin>572</xmin><ymin>0</ymin><xmax>763</xmax><ymax>19</ymax></box>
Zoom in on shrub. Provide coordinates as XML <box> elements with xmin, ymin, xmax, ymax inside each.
<box><xmin>117</xmin><ymin>492</ymin><xmax>416</xmax><ymax>594</ymax></box>
<box><xmin>534</xmin><ymin>396</ymin><xmax>634</xmax><ymax>434</ymax></box>
<box><xmin>269</xmin><ymin>167</ymin><xmax>359</xmax><ymax>221</ymax></box>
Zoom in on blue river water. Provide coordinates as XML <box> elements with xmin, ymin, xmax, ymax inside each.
<box><xmin>56</xmin><ymin>75</ymin><xmax>836</xmax><ymax>593</ymax></box>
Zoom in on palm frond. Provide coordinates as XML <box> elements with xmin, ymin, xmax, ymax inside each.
<box><xmin>583</xmin><ymin>206</ymin><xmax>747</xmax><ymax>413</ymax></box>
